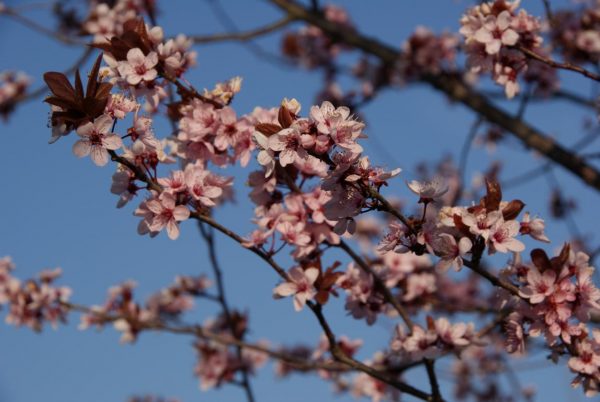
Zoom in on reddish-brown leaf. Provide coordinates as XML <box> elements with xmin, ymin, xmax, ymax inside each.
<box><xmin>502</xmin><ymin>199</ymin><xmax>525</xmax><ymax>221</ymax></box>
<box><xmin>86</xmin><ymin>53</ymin><xmax>103</xmax><ymax>96</ymax></box>
<box><xmin>482</xmin><ymin>179</ymin><xmax>502</xmax><ymax>211</ymax></box>
<box><xmin>43</xmin><ymin>72</ymin><xmax>75</xmax><ymax>101</ymax></box>
<box><xmin>44</xmin><ymin>96</ymin><xmax>78</xmax><ymax>110</ymax></box>
<box><xmin>255</xmin><ymin>123</ymin><xmax>282</xmax><ymax>136</ymax></box>
<box><xmin>531</xmin><ymin>249</ymin><xmax>551</xmax><ymax>271</ymax></box>
<box><xmin>278</xmin><ymin>105</ymin><xmax>294</xmax><ymax>128</ymax></box>
<box><xmin>74</xmin><ymin>70</ymin><xmax>84</xmax><ymax>102</ymax></box>
<box><xmin>551</xmin><ymin>243</ymin><xmax>571</xmax><ymax>271</ymax></box>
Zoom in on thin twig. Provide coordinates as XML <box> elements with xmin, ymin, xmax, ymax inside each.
<box><xmin>0</xmin><ymin>6</ymin><xmax>86</xmax><ymax>46</ymax></box>
<box><xmin>63</xmin><ymin>302</ymin><xmax>348</xmax><ymax>372</ymax></box>
<box><xmin>516</xmin><ymin>45</ymin><xmax>600</xmax><ymax>82</ymax></box>
<box><xmin>424</xmin><ymin>359</ymin><xmax>443</xmax><ymax>402</ymax></box>
<box><xmin>192</xmin><ymin>17</ymin><xmax>294</xmax><ymax>44</ymax></box>
<box><xmin>454</xmin><ymin>118</ymin><xmax>484</xmax><ymax>205</ymax></box>
<box><xmin>482</xmin><ymin>88</ymin><xmax>596</xmax><ymax>109</ymax></box>
<box><xmin>198</xmin><ymin>222</ymin><xmax>256</xmax><ymax>402</ymax></box>
<box><xmin>336</xmin><ymin>240</ymin><xmax>415</xmax><ymax>331</ymax></box>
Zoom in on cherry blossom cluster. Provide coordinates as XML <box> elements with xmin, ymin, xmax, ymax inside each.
<box><xmin>247</xmin><ymin>99</ymin><xmax>400</xmax><ymax>258</ymax></box>
<box><xmin>391</xmin><ymin>317</ymin><xmax>476</xmax><ymax>361</ymax></box>
<box><xmin>397</xmin><ymin>27</ymin><xmax>459</xmax><ymax>79</ymax></box>
<box><xmin>135</xmin><ymin>162</ymin><xmax>232</xmax><ymax>239</ymax></box>
<box><xmin>194</xmin><ymin>312</ymin><xmax>268</xmax><ymax>390</ymax></box>
<box><xmin>378</xmin><ymin>180</ymin><xmax>547</xmax><ymax>267</ymax></box>
<box><xmin>174</xmin><ymin>84</ymin><xmax>257</xmax><ymax>168</ymax></box>
<box><xmin>551</xmin><ymin>1</ymin><xmax>600</xmax><ymax>65</ymax></box>
<box><xmin>97</xmin><ymin>22</ymin><xmax>196</xmax><ymax>112</ymax></box>
<box><xmin>83</xmin><ymin>0</ymin><xmax>155</xmax><ymax>44</ymax></box>
<box><xmin>0</xmin><ymin>71</ymin><xmax>29</xmax><ymax>119</ymax></box>
<box><xmin>0</xmin><ymin>257</ymin><xmax>71</xmax><ymax>331</ymax></box>
<box><xmin>80</xmin><ymin>274</ymin><xmax>211</xmax><ymax>343</ymax></box>
<box><xmin>281</xmin><ymin>5</ymin><xmax>354</xmax><ymax>69</ymax></box>
<box><xmin>451</xmin><ymin>345</ymin><xmax>535</xmax><ymax>401</ymax></box>
<box><xmin>44</xmin><ymin>22</ymin><xmax>242</xmax><ymax>241</ymax></box>
<box><xmin>460</xmin><ymin>0</ymin><xmax>548</xmax><ymax>98</ymax></box>
<box><xmin>500</xmin><ymin>246</ymin><xmax>600</xmax><ymax>395</ymax></box>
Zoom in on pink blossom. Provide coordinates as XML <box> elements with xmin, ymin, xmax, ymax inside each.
<box><xmin>273</xmin><ymin>267</ymin><xmax>319</xmax><ymax>311</ymax></box>
<box><xmin>406</xmin><ymin>177</ymin><xmax>449</xmax><ymax>201</ymax></box>
<box><xmin>73</xmin><ymin>114</ymin><xmax>122</xmax><ymax>166</ymax></box>
<box><xmin>403</xmin><ymin>273</ymin><xmax>437</xmax><ymax>301</ymax></box>
<box><xmin>432</xmin><ymin>234</ymin><xmax>472</xmax><ymax>271</ymax></box>
<box><xmin>268</xmin><ymin>126</ymin><xmax>307</xmax><ymax>166</ymax></box>
<box><xmin>488</xmin><ymin>219</ymin><xmax>525</xmax><ymax>254</ymax></box>
<box><xmin>434</xmin><ymin>317</ymin><xmax>473</xmax><ymax>347</ymax></box>
<box><xmin>145</xmin><ymin>193</ymin><xmax>190</xmax><ymax>240</ymax></box>
<box><xmin>520</xmin><ymin>212</ymin><xmax>550</xmax><ymax>242</ymax></box>
<box><xmin>117</xmin><ymin>48</ymin><xmax>158</xmax><ymax>86</ymax></box>
<box><xmin>569</xmin><ymin>339</ymin><xmax>600</xmax><ymax>375</ymax></box>
<box><xmin>462</xmin><ymin>210</ymin><xmax>502</xmax><ymax>240</ymax></box>
<box><xmin>519</xmin><ymin>267</ymin><xmax>557</xmax><ymax>304</ymax></box>
<box><xmin>310</xmin><ymin>101</ymin><xmax>364</xmax><ymax>153</ymax></box>
<box><xmin>473</xmin><ymin>11</ymin><xmax>520</xmax><ymax>55</ymax></box>
<box><xmin>184</xmin><ymin>164</ymin><xmax>223</xmax><ymax>207</ymax></box>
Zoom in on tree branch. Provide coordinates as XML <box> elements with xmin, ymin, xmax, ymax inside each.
<box><xmin>268</xmin><ymin>0</ymin><xmax>600</xmax><ymax>193</ymax></box>
<box><xmin>198</xmin><ymin>222</ymin><xmax>256</xmax><ymax>402</ymax></box>
<box><xmin>192</xmin><ymin>17</ymin><xmax>294</xmax><ymax>44</ymax></box>
<box><xmin>516</xmin><ymin>45</ymin><xmax>600</xmax><ymax>82</ymax></box>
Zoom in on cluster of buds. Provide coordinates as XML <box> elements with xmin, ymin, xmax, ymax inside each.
<box><xmin>80</xmin><ymin>275</ymin><xmax>211</xmax><ymax>343</ymax></box>
<box><xmin>460</xmin><ymin>0</ymin><xmax>547</xmax><ymax>98</ymax></box>
<box><xmin>0</xmin><ymin>71</ymin><xmax>30</xmax><ymax>119</ymax></box>
<box><xmin>194</xmin><ymin>311</ymin><xmax>268</xmax><ymax>390</ymax></box>
<box><xmin>0</xmin><ymin>257</ymin><xmax>71</xmax><ymax>331</ymax></box>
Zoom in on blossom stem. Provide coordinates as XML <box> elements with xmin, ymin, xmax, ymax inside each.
<box><xmin>515</xmin><ymin>45</ymin><xmax>600</xmax><ymax>82</ymax></box>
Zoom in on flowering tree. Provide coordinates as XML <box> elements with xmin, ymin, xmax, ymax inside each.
<box><xmin>2</xmin><ymin>0</ymin><xmax>600</xmax><ymax>401</ymax></box>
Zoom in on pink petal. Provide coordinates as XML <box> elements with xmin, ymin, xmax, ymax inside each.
<box><xmin>501</xmin><ymin>29</ymin><xmax>519</xmax><ymax>46</ymax></box>
<box><xmin>145</xmin><ymin>52</ymin><xmax>158</xmax><ymax>68</ymax></box>
<box><xmin>172</xmin><ymin>205</ymin><xmax>190</xmax><ymax>221</ymax></box>
<box><xmin>474</xmin><ymin>28</ymin><xmax>493</xmax><ymax>44</ymax></box>
<box><xmin>274</xmin><ymin>282</ymin><xmax>297</xmax><ymax>297</ymax></box>
<box><xmin>496</xmin><ymin>11</ymin><xmax>512</xmax><ymax>31</ymax></box>
<box><xmin>293</xmin><ymin>294</ymin><xmax>306</xmax><ymax>311</ymax></box>
<box><xmin>458</xmin><ymin>237</ymin><xmax>473</xmax><ymax>256</ymax></box>
<box><xmin>146</xmin><ymin>200</ymin><xmax>164</xmax><ymax>215</ymax></box>
<box><xmin>126</xmin><ymin>74</ymin><xmax>143</xmax><ymax>86</ymax></box>
<box><xmin>304</xmin><ymin>267</ymin><xmax>319</xmax><ymax>284</ymax></box>
<box><xmin>102</xmin><ymin>134</ymin><xmax>123</xmax><ymax>150</ymax></box>
<box><xmin>485</xmin><ymin>40</ymin><xmax>502</xmax><ymax>55</ymax></box>
<box><xmin>72</xmin><ymin>140</ymin><xmax>91</xmax><ymax>158</ymax></box>
<box><xmin>127</xmin><ymin>48</ymin><xmax>146</xmax><ymax>66</ymax></box>
<box><xmin>76</xmin><ymin>122</ymin><xmax>94</xmax><ymax>137</ymax></box>
<box><xmin>90</xmin><ymin>146</ymin><xmax>109</xmax><ymax>166</ymax></box>
<box><xmin>166</xmin><ymin>219</ymin><xmax>180</xmax><ymax>240</ymax></box>
<box><xmin>95</xmin><ymin>114</ymin><xmax>114</xmax><ymax>134</ymax></box>
<box><xmin>279</xmin><ymin>149</ymin><xmax>296</xmax><ymax>166</ymax></box>
<box><xmin>142</xmin><ymin>69</ymin><xmax>157</xmax><ymax>82</ymax></box>
<box><xmin>268</xmin><ymin>134</ymin><xmax>287</xmax><ymax>152</ymax></box>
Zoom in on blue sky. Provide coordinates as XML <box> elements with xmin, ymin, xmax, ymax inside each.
<box><xmin>0</xmin><ymin>0</ymin><xmax>598</xmax><ymax>401</ymax></box>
